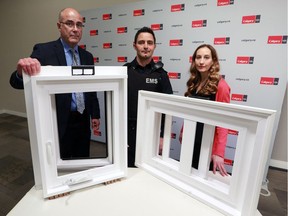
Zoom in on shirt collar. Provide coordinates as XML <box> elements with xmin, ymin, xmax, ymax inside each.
<box><xmin>60</xmin><ymin>38</ymin><xmax>79</xmax><ymax>54</ymax></box>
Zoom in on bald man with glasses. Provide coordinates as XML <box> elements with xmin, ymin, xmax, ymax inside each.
<box><xmin>10</xmin><ymin>8</ymin><xmax>100</xmax><ymax>159</ymax></box>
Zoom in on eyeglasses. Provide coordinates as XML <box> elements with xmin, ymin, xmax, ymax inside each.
<box><xmin>60</xmin><ymin>21</ymin><xmax>84</xmax><ymax>29</ymax></box>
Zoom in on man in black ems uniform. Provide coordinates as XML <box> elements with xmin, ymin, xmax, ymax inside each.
<box><xmin>124</xmin><ymin>27</ymin><xmax>173</xmax><ymax>167</ymax></box>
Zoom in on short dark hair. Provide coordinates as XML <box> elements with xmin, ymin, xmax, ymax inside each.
<box><xmin>134</xmin><ymin>26</ymin><xmax>156</xmax><ymax>44</ymax></box>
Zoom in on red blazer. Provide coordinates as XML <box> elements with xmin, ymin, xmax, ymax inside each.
<box><xmin>212</xmin><ymin>78</ymin><xmax>231</xmax><ymax>157</ymax></box>
<box><xmin>180</xmin><ymin>78</ymin><xmax>231</xmax><ymax>158</ymax></box>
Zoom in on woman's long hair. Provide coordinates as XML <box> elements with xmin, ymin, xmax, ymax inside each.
<box><xmin>185</xmin><ymin>44</ymin><xmax>221</xmax><ymax>97</ymax></box>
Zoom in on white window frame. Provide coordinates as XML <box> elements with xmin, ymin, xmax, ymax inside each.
<box><xmin>135</xmin><ymin>90</ymin><xmax>276</xmax><ymax>216</ymax></box>
<box><xmin>23</xmin><ymin>66</ymin><xmax>127</xmax><ymax>198</ymax></box>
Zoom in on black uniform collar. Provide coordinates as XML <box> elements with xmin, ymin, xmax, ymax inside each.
<box><xmin>130</xmin><ymin>58</ymin><xmax>155</xmax><ymax>72</ymax></box>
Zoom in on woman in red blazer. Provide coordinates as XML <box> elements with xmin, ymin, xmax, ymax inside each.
<box><xmin>180</xmin><ymin>44</ymin><xmax>230</xmax><ymax>176</ymax></box>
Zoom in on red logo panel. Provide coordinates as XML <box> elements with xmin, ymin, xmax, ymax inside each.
<box><xmin>224</xmin><ymin>159</ymin><xmax>234</xmax><ymax>166</ymax></box>
<box><xmin>102</xmin><ymin>13</ymin><xmax>112</xmax><ymax>20</ymax></box>
<box><xmin>217</xmin><ymin>0</ymin><xmax>234</xmax><ymax>6</ymax></box>
<box><xmin>171</xmin><ymin>4</ymin><xmax>185</xmax><ymax>12</ymax></box>
<box><xmin>228</xmin><ymin>130</ymin><xmax>239</xmax><ymax>135</ymax></box>
<box><xmin>151</xmin><ymin>24</ymin><xmax>163</xmax><ymax>31</ymax></box>
<box><xmin>133</xmin><ymin>9</ymin><xmax>145</xmax><ymax>16</ymax></box>
<box><xmin>153</xmin><ymin>56</ymin><xmax>162</xmax><ymax>62</ymax></box>
<box><xmin>242</xmin><ymin>15</ymin><xmax>261</xmax><ymax>24</ymax></box>
<box><xmin>236</xmin><ymin>56</ymin><xmax>254</xmax><ymax>64</ymax></box>
<box><xmin>79</xmin><ymin>44</ymin><xmax>86</xmax><ymax>50</ymax></box>
<box><xmin>192</xmin><ymin>20</ymin><xmax>207</xmax><ymax>28</ymax></box>
<box><xmin>231</xmin><ymin>94</ymin><xmax>248</xmax><ymax>102</ymax></box>
<box><xmin>169</xmin><ymin>39</ymin><xmax>183</xmax><ymax>46</ymax></box>
<box><xmin>117</xmin><ymin>56</ymin><xmax>127</xmax><ymax>63</ymax></box>
<box><xmin>171</xmin><ymin>133</ymin><xmax>177</xmax><ymax>139</ymax></box>
<box><xmin>260</xmin><ymin>77</ymin><xmax>279</xmax><ymax>85</ymax></box>
<box><xmin>90</xmin><ymin>30</ymin><xmax>98</xmax><ymax>36</ymax></box>
<box><xmin>168</xmin><ymin>72</ymin><xmax>181</xmax><ymax>79</ymax></box>
<box><xmin>103</xmin><ymin>43</ymin><xmax>112</xmax><ymax>49</ymax></box>
<box><xmin>267</xmin><ymin>36</ymin><xmax>287</xmax><ymax>44</ymax></box>
<box><xmin>214</xmin><ymin>37</ymin><xmax>230</xmax><ymax>45</ymax></box>
<box><xmin>93</xmin><ymin>57</ymin><xmax>99</xmax><ymax>63</ymax></box>
<box><xmin>117</xmin><ymin>27</ymin><xmax>128</xmax><ymax>34</ymax></box>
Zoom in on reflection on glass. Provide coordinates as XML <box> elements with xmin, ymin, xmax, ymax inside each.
<box><xmin>167</xmin><ymin>116</ymin><xmax>182</xmax><ymax>161</ymax></box>
<box><xmin>156</xmin><ymin>113</ymin><xmax>171</xmax><ymax>157</ymax></box>
<box><xmin>53</xmin><ymin>91</ymin><xmax>113</xmax><ymax>176</ymax></box>
<box><xmin>224</xmin><ymin>129</ymin><xmax>238</xmax><ymax>175</ymax></box>
<box><xmin>166</xmin><ymin>115</ymin><xmax>237</xmax><ymax>176</ymax></box>
<box><xmin>54</xmin><ymin>91</ymin><xmax>108</xmax><ymax>161</ymax></box>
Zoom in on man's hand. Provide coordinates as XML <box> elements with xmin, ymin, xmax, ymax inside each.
<box><xmin>91</xmin><ymin>119</ymin><xmax>100</xmax><ymax>131</ymax></box>
<box><xmin>17</xmin><ymin>57</ymin><xmax>41</xmax><ymax>77</ymax></box>
<box><xmin>158</xmin><ymin>137</ymin><xmax>163</xmax><ymax>155</ymax></box>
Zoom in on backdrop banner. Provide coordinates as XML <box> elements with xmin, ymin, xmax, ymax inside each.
<box><xmin>80</xmin><ymin>0</ymin><xmax>287</xmax><ymax>175</ymax></box>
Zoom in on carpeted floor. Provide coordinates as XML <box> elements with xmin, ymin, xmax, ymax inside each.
<box><xmin>0</xmin><ymin>114</ymin><xmax>34</xmax><ymax>216</ymax></box>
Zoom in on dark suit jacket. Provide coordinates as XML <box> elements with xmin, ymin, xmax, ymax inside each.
<box><xmin>10</xmin><ymin>38</ymin><xmax>100</xmax><ymax>139</ymax></box>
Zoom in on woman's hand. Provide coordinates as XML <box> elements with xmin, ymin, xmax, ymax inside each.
<box><xmin>211</xmin><ymin>155</ymin><xmax>228</xmax><ymax>176</ymax></box>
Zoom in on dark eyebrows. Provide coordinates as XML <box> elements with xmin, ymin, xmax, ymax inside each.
<box><xmin>137</xmin><ymin>40</ymin><xmax>154</xmax><ymax>44</ymax></box>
